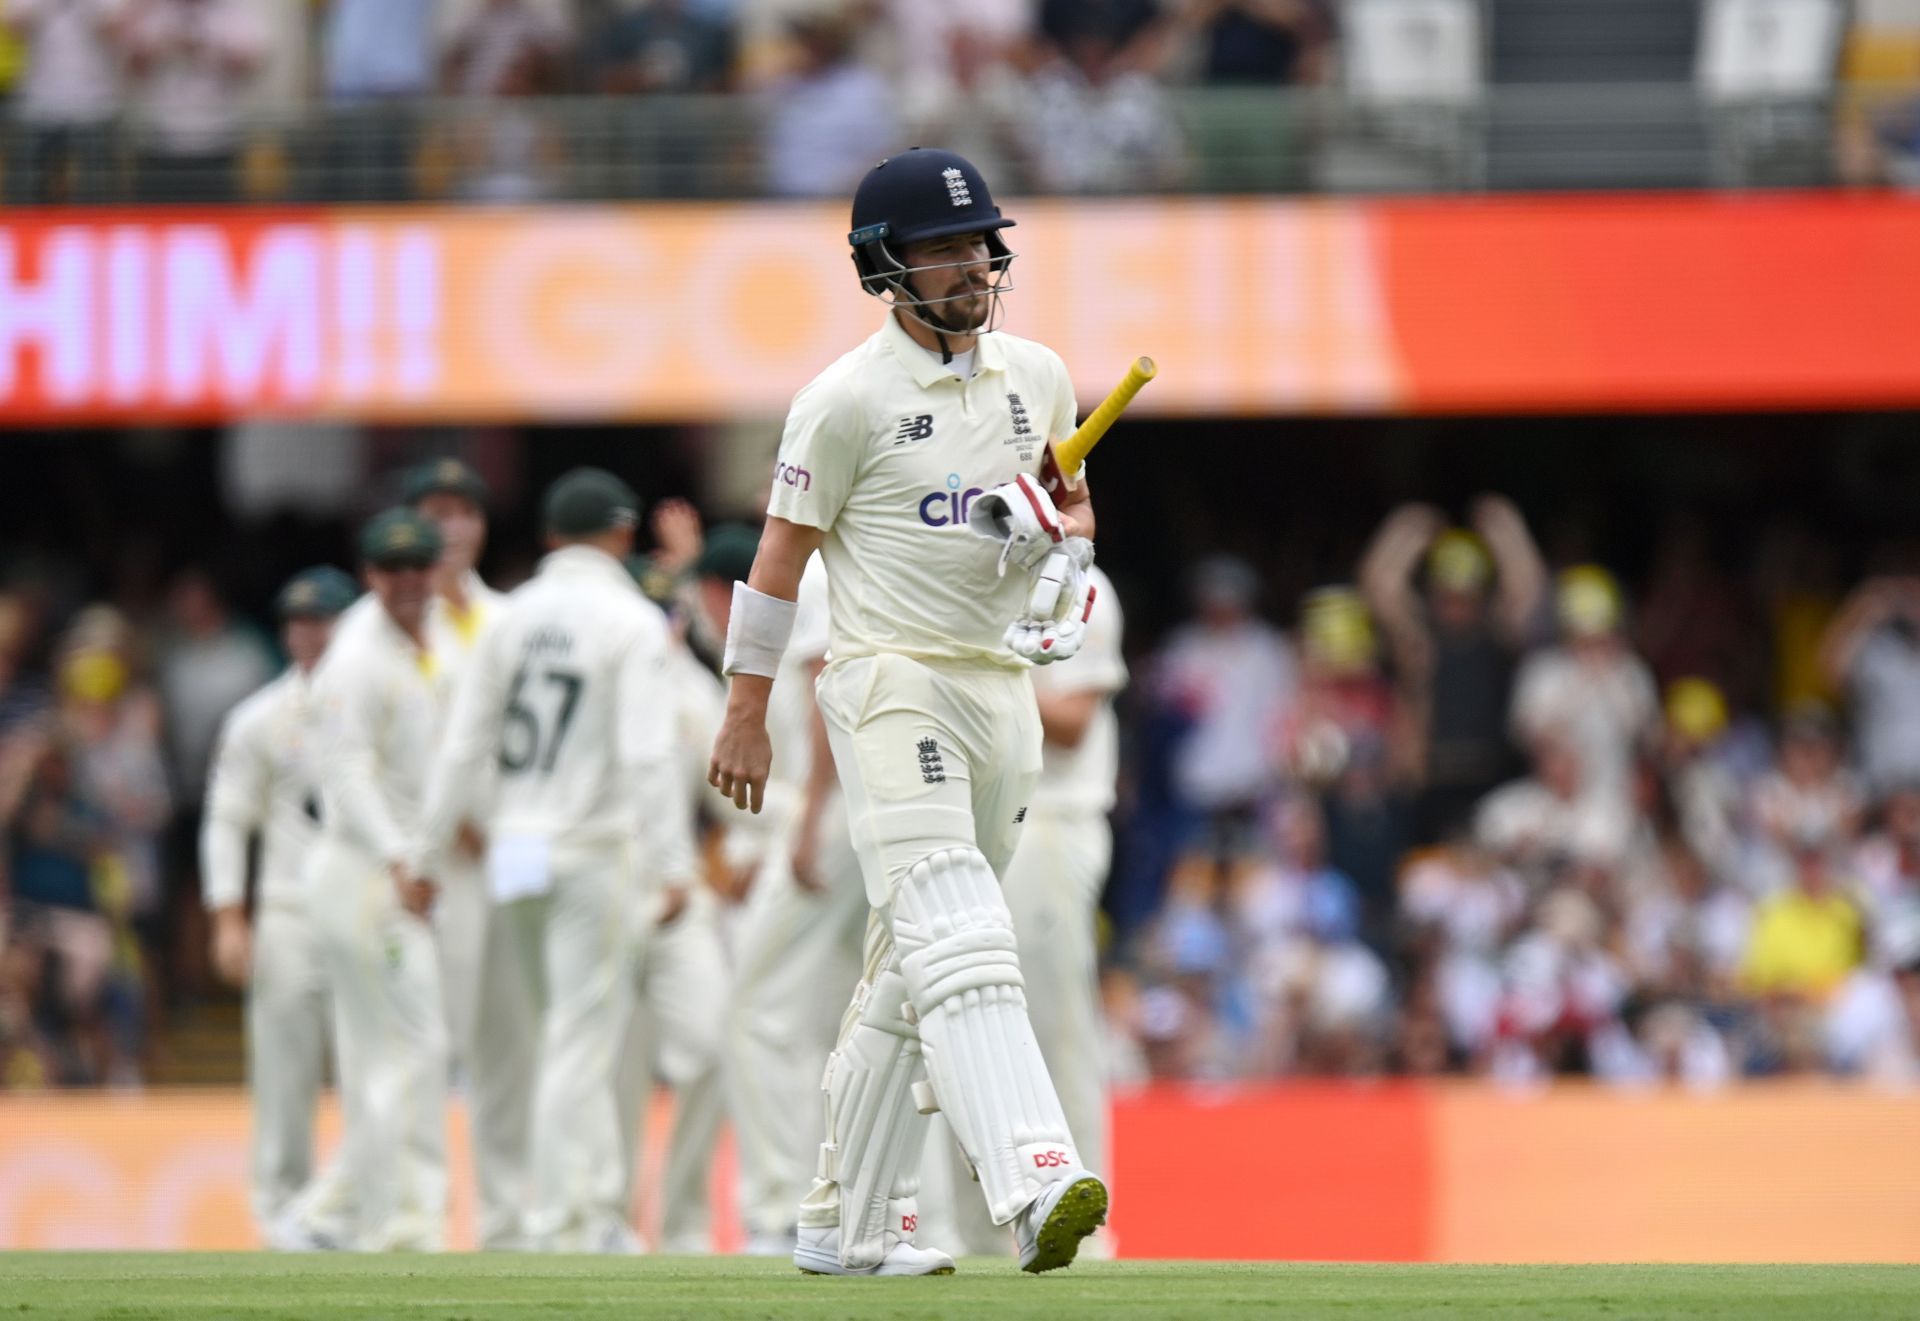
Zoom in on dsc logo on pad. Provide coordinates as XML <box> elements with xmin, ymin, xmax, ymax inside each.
<box><xmin>1030</xmin><ymin>1149</ymin><xmax>1072</xmax><ymax>1169</ymax></box>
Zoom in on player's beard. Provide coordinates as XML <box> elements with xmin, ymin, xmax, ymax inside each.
<box><xmin>927</xmin><ymin>282</ymin><xmax>992</xmax><ymax>334</ymax></box>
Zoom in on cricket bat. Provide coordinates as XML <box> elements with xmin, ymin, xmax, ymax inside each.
<box><xmin>1045</xmin><ymin>356</ymin><xmax>1157</xmax><ymax>490</ymax></box>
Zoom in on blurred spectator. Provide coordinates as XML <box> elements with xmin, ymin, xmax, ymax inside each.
<box><xmin>123</xmin><ymin>0</ymin><xmax>266</xmax><ymax>203</ymax></box>
<box><xmin>1635</xmin><ymin>516</ymin><xmax>1757</xmax><ymax>693</ymax></box>
<box><xmin>323</xmin><ymin>0</ymin><xmax>437</xmax><ymax>101</ymax></box>
<box><xmin>4</xmin><ymin>0</ymin><xmax>128</xmax><ymax>203</ymax></box>
<box><xmin>1361</xmin><ymin>498</ymin><xmax>1547</xmax><ymax>844</ymax></box>
<box><xmin>1239</xmin><ymin>797</ymin><xmax>1389</xmax><ymax>1075</ymax></box>
<box><xmin>760</xmin><ymin>11</ymin><xmax>897</xmax><ymax>198</ymax></box>
<box><xmin>1853</xmin><ymin>782</ymin><xmax>1920</xmax><ymax>922</ymax></box>
<box><xmin>53</xmin><ymin>608</ymin><xmax>170</xmax><ymax>923</ymax></box>
<box><xmin>1820</xmin><ymin>575</ymin><xmax>1920</xmax><ymax>792</ymax></box>
<box><xmin>319</xmin><ymin>0</ymin><xmax>439</xmax><ymax>200</ymax></box>
<box><xmin>888</xmin><ymin>0</ymin><xmax>1030</xmax><ymax>176</ymax></box>
<box><xmin>1511</xmin><ymin>565</ymin><xmax>1658</xmax><ymax>824</ymax></box>
<box><xmin>1022</xmin><ymin>10</ymin><xmax>1185</xmax><ymax>192</ymax></box>
<box><xmin>1748</xmin><ymin>703</ymin><xmax>1863</xmax><ymax>894</ymax></box>
<box><xmin>1153</xmin><ymin>555</ymin><xmax>1297</xmax><ymax>867</ymax></box>
<box><xmin>1657</xmin><ymin>678</ymin><xmax>1747</xmax><ymax>887</ymax></box>
<box><xmin>1284</xmin><ymin>586</ymin><xmax>1407</xmax><ymax>930</ymax></box>
<box><xmin>1489</xmin><ymin>888</ymin><xmax>1630</xmax><ymax>1081</ymax></box>
<box><xmin>1742</xmin><ymin>846</ymin><xmax>1863</xmax><ymax>1002</ymax></box>
<box><xmin>154</xmin><ymin>569</ymin><xmax>273</xmax><ymax>808</ymax></box>
<box><xmin>1399</xmin><ymin>837</ymin><xmax>1524</xmax><ymax>1069</ymax></box>
<box><xmin>1474</xmin><ymin>732</ymin><xmax>1633</xmax><ymax>889</ymax></box>
<box><xmin>1180</xmin><ymin>0</ymin><xmax>1333</xmax><ymax>85</ymax></box>
<box><xmin>1825</xmin><ymin>907</ymin><xmax>1920</xmax><ymax>1082</ymax></box>
<box><xmin>443</xmin><ymin>0</ymin><xmax>571</xmax><ymax>97</ymax></box>
<box><xmin>1039</xmin><ymin>0</ymin><xmax>1165</xmax><ymax>60</ymax></box>
<box><xmin>594</xmin><ymin>0</ymin><xmax>735</xmax><ymax>93</ymax></box>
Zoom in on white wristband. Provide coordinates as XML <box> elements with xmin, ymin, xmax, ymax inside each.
<box><xmin>722</xmin><ymin>581</ymin><xmax>799</xmax><ymax>678</ymax></box>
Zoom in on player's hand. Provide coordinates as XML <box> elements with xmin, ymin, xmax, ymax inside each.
<box><xmin>210</xmin><ymin>906</ymin><xmax>252</xmax><ymax>988</ymax></box>
<box><xmin>709</xmin><ymin>706</ymin><xmax>772</xmax><ymax>814</ymax></box>
<box><xmin>454</xmin><ymin>820</ymin><xmax>486</xmax><ymax>863</ymax></box>
<box><xmin>1005</xmin><ymin>538</ymin><xmax>1095</xmax><ymax>664</ymax></box>
<box><xmin>390</xmin><ymin>861</ymin><xmax>438</xmax><ymax>920</ymax></box>
<box><xmin>651</xmin><ymin>499</ymin><xmax>704</xmax><ymax>574</ymax></box>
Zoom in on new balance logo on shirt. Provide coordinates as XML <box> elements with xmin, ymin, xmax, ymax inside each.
<box><xmin>896</xmin><ymin>414</ymin><xmax>935</xmax><ymax>444</ymax></box>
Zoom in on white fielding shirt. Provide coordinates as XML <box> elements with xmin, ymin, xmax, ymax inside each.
<box><xmin>308</xmin><ymin>596</ymin><xmax>447</xmax><ymax>867</ymax></box>
<box><xmin>1030</xmin><ymin>566</ymin><xmax>1127</xmax><ymax>817</ymax></box>
<box><xmin>201</xmin><ymin>667</ymin><xmax>325</xmax><ymax>911</ymax></box>
<box><xmin>416</xmin><ymin>545</ymin><xmax>696</xmax><ymax>886</ymax></box>
<box><xmin>767</xmin><ymin>313</ymin><xmax>1079</xmax><ymax>671</ymax></box>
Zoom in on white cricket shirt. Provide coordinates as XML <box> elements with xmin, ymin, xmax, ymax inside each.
<box><xmin>418</xmin><ymin>545</ymin><xmax>696</xmax><ymax>885</ymax></box>
<box><xmin>308</xmin><ymin>595</ymin><xmax>447</xmax><ymax>866</ymax></box>
<box><xmin>201</xmin><ymin>667</ymin><xmax>324</xmax><ymax>910</ymax></box>
<box><xmin>1030</xmin><ymin>566</ymin><xmax>1128</xmax><ymax>817</ymax></box>
<box><xmin>767</xmin><ymin>313</ymin><xmax>1079</xmax><ymax>671</ymax></box>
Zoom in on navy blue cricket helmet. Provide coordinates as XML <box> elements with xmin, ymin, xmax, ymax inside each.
<box><xmin>848</xmin><ymin>148</ymin><xmax>1016</xmax><ymax>334</ymax></box>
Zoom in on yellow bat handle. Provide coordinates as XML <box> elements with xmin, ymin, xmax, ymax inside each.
<box><xmin>1054</xmin><ymin>356</ymin><xmax>1157</xmax><ymax>478</ymax></box>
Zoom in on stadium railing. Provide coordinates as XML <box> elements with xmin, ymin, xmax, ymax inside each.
<box><xmin>3</xmin><ymin>83</ymin><xmax>1905</xmax><ymax>207</ymax></box>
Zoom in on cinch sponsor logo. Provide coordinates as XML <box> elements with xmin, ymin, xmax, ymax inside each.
<box><xmin>1030</xmin><ymin>1149</ymin><xmax>1072</xmax><ymax>1169</ymax></box>
<box><xmin>918</xmin><ymin>471</ymin><xmax>983</xmax><ymax>526</ymax></box>
<box><xmin>775</xmin><ymin>460</ymin><xmax>811</xmax><ymax>492</ymax></box>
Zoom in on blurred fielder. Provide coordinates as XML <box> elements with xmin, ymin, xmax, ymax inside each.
<box><xmin>931</xmin><ymin>565</ymin><xmax>1127</xmax><ymax>1258</ymax></box>
<box><xmin>301</xmin><ymin>510</ymin><xmax>452</xmax><ymax>1252</ymax></box>
<box><xmin>709</xmin><ymin>148</ymin><xmax>1108</xmax><ymax>1276</ymax></box>
<box><xmin>417</xmin><ymin>469</ymin><xmax>697</xmax><ymax>1252</ymax></box>
<box><xmin>615</xmin><ymin>562</ymin><xmax>731</xmax><ymax>1253</ymax></box>
<box><xmin>200</xmin><ymin>565</ymin><xmax>358</xmax><ymax>1246</ymax></box>
<box><xmin>404</xmin><ymin>458</ymin><xmax>538</xmax><ymax>1251</ymax></box>
<box><xmin>703</xmin><ymin>527</ymin><xmax>867</xmax><ymax>1256</ymax></box>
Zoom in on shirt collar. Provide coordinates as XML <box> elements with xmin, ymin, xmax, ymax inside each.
<box><xmin>882</xmin><ymin>311</ymin><xmax>1005</xmax><ymax>387</ymax></box>
<box><xmin>540</xmin><ymin>543</ymin><xmax>636</xmax><ymax>588</ymax></box>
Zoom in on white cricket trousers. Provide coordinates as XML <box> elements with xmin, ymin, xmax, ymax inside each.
<box><xmin>800</xmin><ymin>653</ymin><xmax>1073</xmax><ymax>1244</ymax></box>
<box><xmin>617</xmin><ymin>886</ymin><xmax>730</xmax><ymax>1252</ymax></box>
<box><xmin>309</xmin><ymin>840</ymin><xmax>449</xmax><ymax>1252</ymax></box>
<box><xmin>726</xmin><ymin>798</ymin><xmax>865</xmax><ymax>1240</ymax></box>
<box><xmin>928</xmin><ymin>807</ymin><xmax>1114</xmax><ymax>1257</ymax></box>
<box><xmin>436</xmin><ymin>861</ymin><xmax>538</xmax><ymax>1250</ymax></box>
<box><xmin>245</xmin><ymin>901</ymin><xmax>331</xmax><ymax>1231</ymax></box>
<box><xmin>498</xmin><ymin>838</ymin><xmax>643</xmax><ymax>1252</ymax></box>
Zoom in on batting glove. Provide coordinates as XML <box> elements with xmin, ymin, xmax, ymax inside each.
<box><xmin>1005</xmin><ymin>537</ymin><xmax>1097</xmax><ymax>665</ymax></box>
<box><xmin>968</xmin><ymin>472</ymin><xmax>1067</xmax><ymax>577</ymax></box>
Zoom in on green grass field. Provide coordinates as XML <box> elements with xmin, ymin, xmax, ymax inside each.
<box><xmin>2</xmin><ymin>1256</ymin><xmax>1916</xmax><ymax>1320</ymax></box>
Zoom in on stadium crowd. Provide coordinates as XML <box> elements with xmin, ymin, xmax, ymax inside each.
<box><xmin>0</xmin><ymin>0</ymin><xmax>1336</xmax><ymax>203</ymax></box>
<box><xmin>1114</xmin><ymin>500</ymin><xmax>1920</xmax><ymax>1088</ymax></box>
<box><xmin>5</xmin><ymin>476</ymin><xmax>1920</xmax><ymax>1091</ymax></box>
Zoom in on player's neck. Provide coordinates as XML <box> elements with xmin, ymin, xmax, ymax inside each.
<box><xmin>894</xmin><ymin>309</ymin><xmax>979</xmax><ymax>359</ymax></box>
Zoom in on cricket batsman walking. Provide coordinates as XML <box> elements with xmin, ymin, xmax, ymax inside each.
<box><xmin>416</xmin><ymin>468</ymin><xmax>699</xmax><ymax>1252</ymax></box>
<box><xmin>200</xmin><ymin>566</ymin><xmax>358</xmax><ymax>1245</ymax></box>
<box><xmin>302</xmin><ymin>510</ymin><xmax>453</xmax><ymax>1251</ymax></box>
<box><xmin>709</xmin><ymin>148</ymin><xmax>1108</xmax><ymax>1276</ymax></box>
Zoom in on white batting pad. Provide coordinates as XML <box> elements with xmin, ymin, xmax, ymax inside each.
<box><xmin>891</xmin><ymin>847</ymin><xmax>1079</xmax><ymax>1224</ymax></box>
<box><xmin>808</xmin><ymin>919</ymin><xmax>933</xmax><ymax>1269</ymax></box>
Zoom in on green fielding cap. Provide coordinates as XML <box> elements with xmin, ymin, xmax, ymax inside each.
<box><xmin>544</xmin><ymin>467</ymin><xmax>641</xmax><ymax>537</ymax></box>
<box><xmin>276</xmin><ymin>566</ymin><xmax>358</xmax><ymax>620</ymax></box>
<box><xmin>692</xmin><ymin>523</ymin><xmax>761</xmax><ymax>583</ymax></box>
<box><xmin>625</xmin><ymin>555</ymin><xmax>677</xmax><ymax>607</ymax></box>
<box><xmin>359</xmin><ymin>507</ymin><xmax>444</xmax><ymax>570</ymax></box>
<box><xmin>402</xmin><ymin>457</ymin><xmax>490</xmax><ymax>509</ymax></box>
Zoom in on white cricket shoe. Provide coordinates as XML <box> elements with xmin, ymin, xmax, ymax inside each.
<box><xmin>1014</xmin><ymin>1170</ymin><xmax>1108</xmax><ymax>1274</ymax></box>
<box><xmin>793</xmin><ymin>1224</ymin><xmax>955</xmax><ymax>1276</ymax></box>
